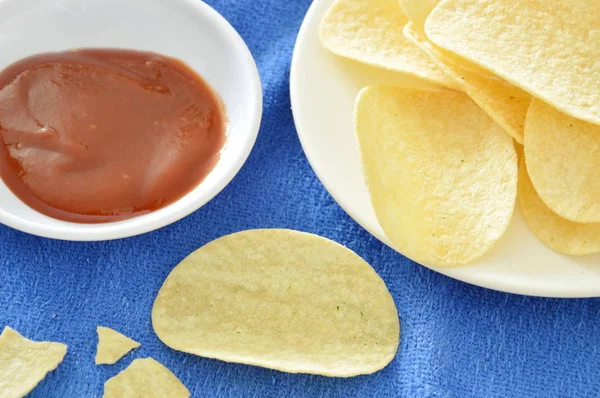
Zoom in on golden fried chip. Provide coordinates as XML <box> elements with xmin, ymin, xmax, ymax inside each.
<box><xmin>95</xmin><ymin>326</ymin><xmax>141</xmax><ymax>365</ymax></box>
<box><xmin>355</xmin><ymin>86</ymin><xmax>517</xmax><ymax>266</ymax></box>
<box><xmin>426</xmin><ymin>0</ymin><xmax>600</xmax><ymax>125</ymax></box>
<box><xmin>524</xmin><ymin>99</ymin><xmax>600</xmax><ymax>223</ymax></box>
<box><xmin>0</xmin><ymin>326</ymin><xmax>67</xmax><ymax>398</ymax></box>
<box><xmin>403</xmin><ymin>22</ymin><xmax>530</xmax><ymax>143</ymax></box>
<box><xmin>519</xmin><ymin>159</ymin><xmax>600</xmax><ymax>256</ymax></box>
<box><xmin>152</xmin><ymin>229</ymin><xmax>399</xmax><ymax>377</ymax></box>
<box><xmin>320</xmin><ymin>0</ymin><xmax>459</xmax><ymax>89</ymax></box>
<box><xmin>103</xmin><ymin>358</ymin><xmax>189</xmax><ymax>398</ymax></box>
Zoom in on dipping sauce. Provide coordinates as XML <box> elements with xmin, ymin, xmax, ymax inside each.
<box><xmin>0</xmin><ymin>49</ymin><xmax>226</xmax><ymax>223</ymax></box>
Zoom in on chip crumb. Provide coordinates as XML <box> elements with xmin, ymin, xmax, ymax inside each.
<box><xmin>103</xmin><ymin>358</ymin><xmax>189</xmax><ymax>398</ymax></box>
<box><xmin>95</xmin><ymin>326</ymin><xmax>140</xmax><ymax>365</ymax></box>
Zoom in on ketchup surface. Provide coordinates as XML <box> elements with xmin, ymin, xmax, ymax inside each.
<box><xmin>0</xmin><ymin>49</ymin><xmax>226</xmax><ymax>223</ymax></box>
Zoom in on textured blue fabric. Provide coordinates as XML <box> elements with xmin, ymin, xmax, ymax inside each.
<box><xmin>1</xmin><ymin>1</ymin><xmax>600</xmax><ymax>397</ymax></box>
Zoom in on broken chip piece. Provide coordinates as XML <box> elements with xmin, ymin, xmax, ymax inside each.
<box><xmin>95</xmin><ymin>326</ymin><xmax>141</xmax><ymax>365</ymax></box>
<box><xmin>0</xmin><ymin>326</ymin><xmax>67</xmax><ymax>398</ymax></box>
<box><xmin>103</xmin><ymin>357</ymin><xmax>189</xmax><ymax>398</ymax></box>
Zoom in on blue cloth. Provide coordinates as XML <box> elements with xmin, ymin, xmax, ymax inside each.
<box><xmin>1</xmin><ymin>0</ymin><xmax>599</xmax><ymax>396</ymax></box>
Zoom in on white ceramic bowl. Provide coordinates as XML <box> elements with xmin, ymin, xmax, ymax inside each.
<box><xmin>0</xmin><ymin>0</ymin><xmax>262</xmax><ymax>241</ymax></box>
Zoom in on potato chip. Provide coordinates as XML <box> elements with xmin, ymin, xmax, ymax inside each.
<box><xmin>337</xmin><ymin>57</ymin><xmax>448</xmax><ymax>92</ymax></box>
<box><xmin>514</xmin><ymin>141</ymin><xmax>524</xmax><ymax>162</ymax></box>
<box><xmin>152</xmin><ymin>229</ymin><xmax>399</xmax><ymax>377</ymax></box>
<box><xmin>95</xmin><ymin>326</ymin><xmax>140</xmax><ymax>365</ymax></box>
<box><xmin>426</xmin><ymin>0</ymin><xmax>600</xmax><ymax>126</ymax></box>
<box><xmin>403</xmin><ymin>22</ymin><xmax>530</xmax><ymax>144</ymax></box>
<box><xmin>524</xmin><ymin>99</ymin><xmax>600</xmax><ymax>223</ymax></box>
<box><xmin>399</xmin><ymin>0</ymin><xmax>530</xmax><ymax>143</ymax></box>
<box><xmin>519</xmin><ymin>159</ymin><xmax>600</xmax><ymax>256</ymax></box>
<box><xmin>103</xmin><ymin>358</ymin><xmax>189</xmax><ymax>398</ymax></box>
<box><xmin>320</xmin><ymin>0</ymin><xmax>459</xmax><ymax>89</ymax></box>
<box><xmin>0</xmin><ymin>326</ymin><xmax>67</xmax><ymax>398</ymax></box>
<box><xmin>355</xmin><ymin>86</ymin><xmax>517</xmax><ymax>266</ymax></box>
<box><xmin>398</xmin><ymin>0</ymin><xmax>439</xmax><ymax>30</ymax></box>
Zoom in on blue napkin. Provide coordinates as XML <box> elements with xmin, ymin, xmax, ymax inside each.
<box><xmin>1</xmin><ymin>1</ymin><xmax>600</xmax><ymax>397</ymax></box>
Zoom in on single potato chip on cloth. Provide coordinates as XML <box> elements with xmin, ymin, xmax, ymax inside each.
<box><xmin>0</xmin><ymin>326</ymin><xmax>67</xmax><ymax>398</ymax></box>
<box><xmin>403</xmin><ymin>22</ymin><xmax>530</xmax><ymax>144</ymax></box>
<box><xmin>319</xmin><ymin>0</ymin><xmax>459</xmax><ymax>89</ymax></box>
<box><xmin>103</xmin><ymin>358</ymin><xmax>189</xmax><ymax>398</ymax></box>
<box><xmin>425</xmin><ymin>0</ymin><xmax>600</xmax><ymax>126</ymax></box>
<box><xmin>95</xmin><ymin>326</ymin><xmax>141</xmax><ymax>365</ymax></box>
<box><xmin>152</xmin><ymin>229</ymin><xmax>399</xmax><ymax>377</ymax></box>
<box><xmin>355</xmin><ymin>86</ymin><xmax>517</xmax><ymax>266</ymax></box>
<box><xmin>519</xmin><ymin>159</ymin><xmax>600</xmax><ymax>256</ymax></box>
<box><xmin>525</xmin><ymin>99</ymin><xmax>600</xmax><ymax>223</ymax></box>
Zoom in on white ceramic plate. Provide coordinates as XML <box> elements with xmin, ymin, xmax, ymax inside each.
<box><xmin>290</xmin><ymin>0</ymin><xmax>600</xmax><ymax>298</ymax></box>
<box><xmin>0</xmin><ymin>0</ymin><xmax>262</xmax><ymax>241</ymax></box>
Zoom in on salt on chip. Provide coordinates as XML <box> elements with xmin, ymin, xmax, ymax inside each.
<box><xmin>0</xmin><ymin>326</ymin><xmax>67</xmax><ymax>398</ymax></box>
<box><xmin>519</xmin><ymin>159</ymin><xmax>600</xmax><ymax>256</ymax></box>
<box><xmin>355</xmin><ymin>86</ymin><xmax>517</xmax><ymax>266</ymax></box>
<box><xmin>320</xmin><ymin>0</ymin><xmax>459</xmax><ymax>89</ymax></box>
<box><xmin>426</xmin><ymin>0</ymin><xmax>600</xmax><ymax>126</ymax></box>
<box><xmin>95</xmin><ymin>326</ymin><xmax>141</xmax><ymax>365</ymax></box>
<box><xmin>525</xmin><ymin>99</ymin><xmax>600</xmax><ymax>223</ymax></box>
<box><xmin>152</xmin><ymin>229</ymin><xmax>399</xmax><ymax>377</ymax></box>
<box><xmin>403</xmin><ymin>22</ymin><xmax>530</xmax><ymax>144</ymax></box>
<box><xmin>103</xmin><ymin>357</ymin><xmax>189</xmax><ymax>398</ymax></box>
